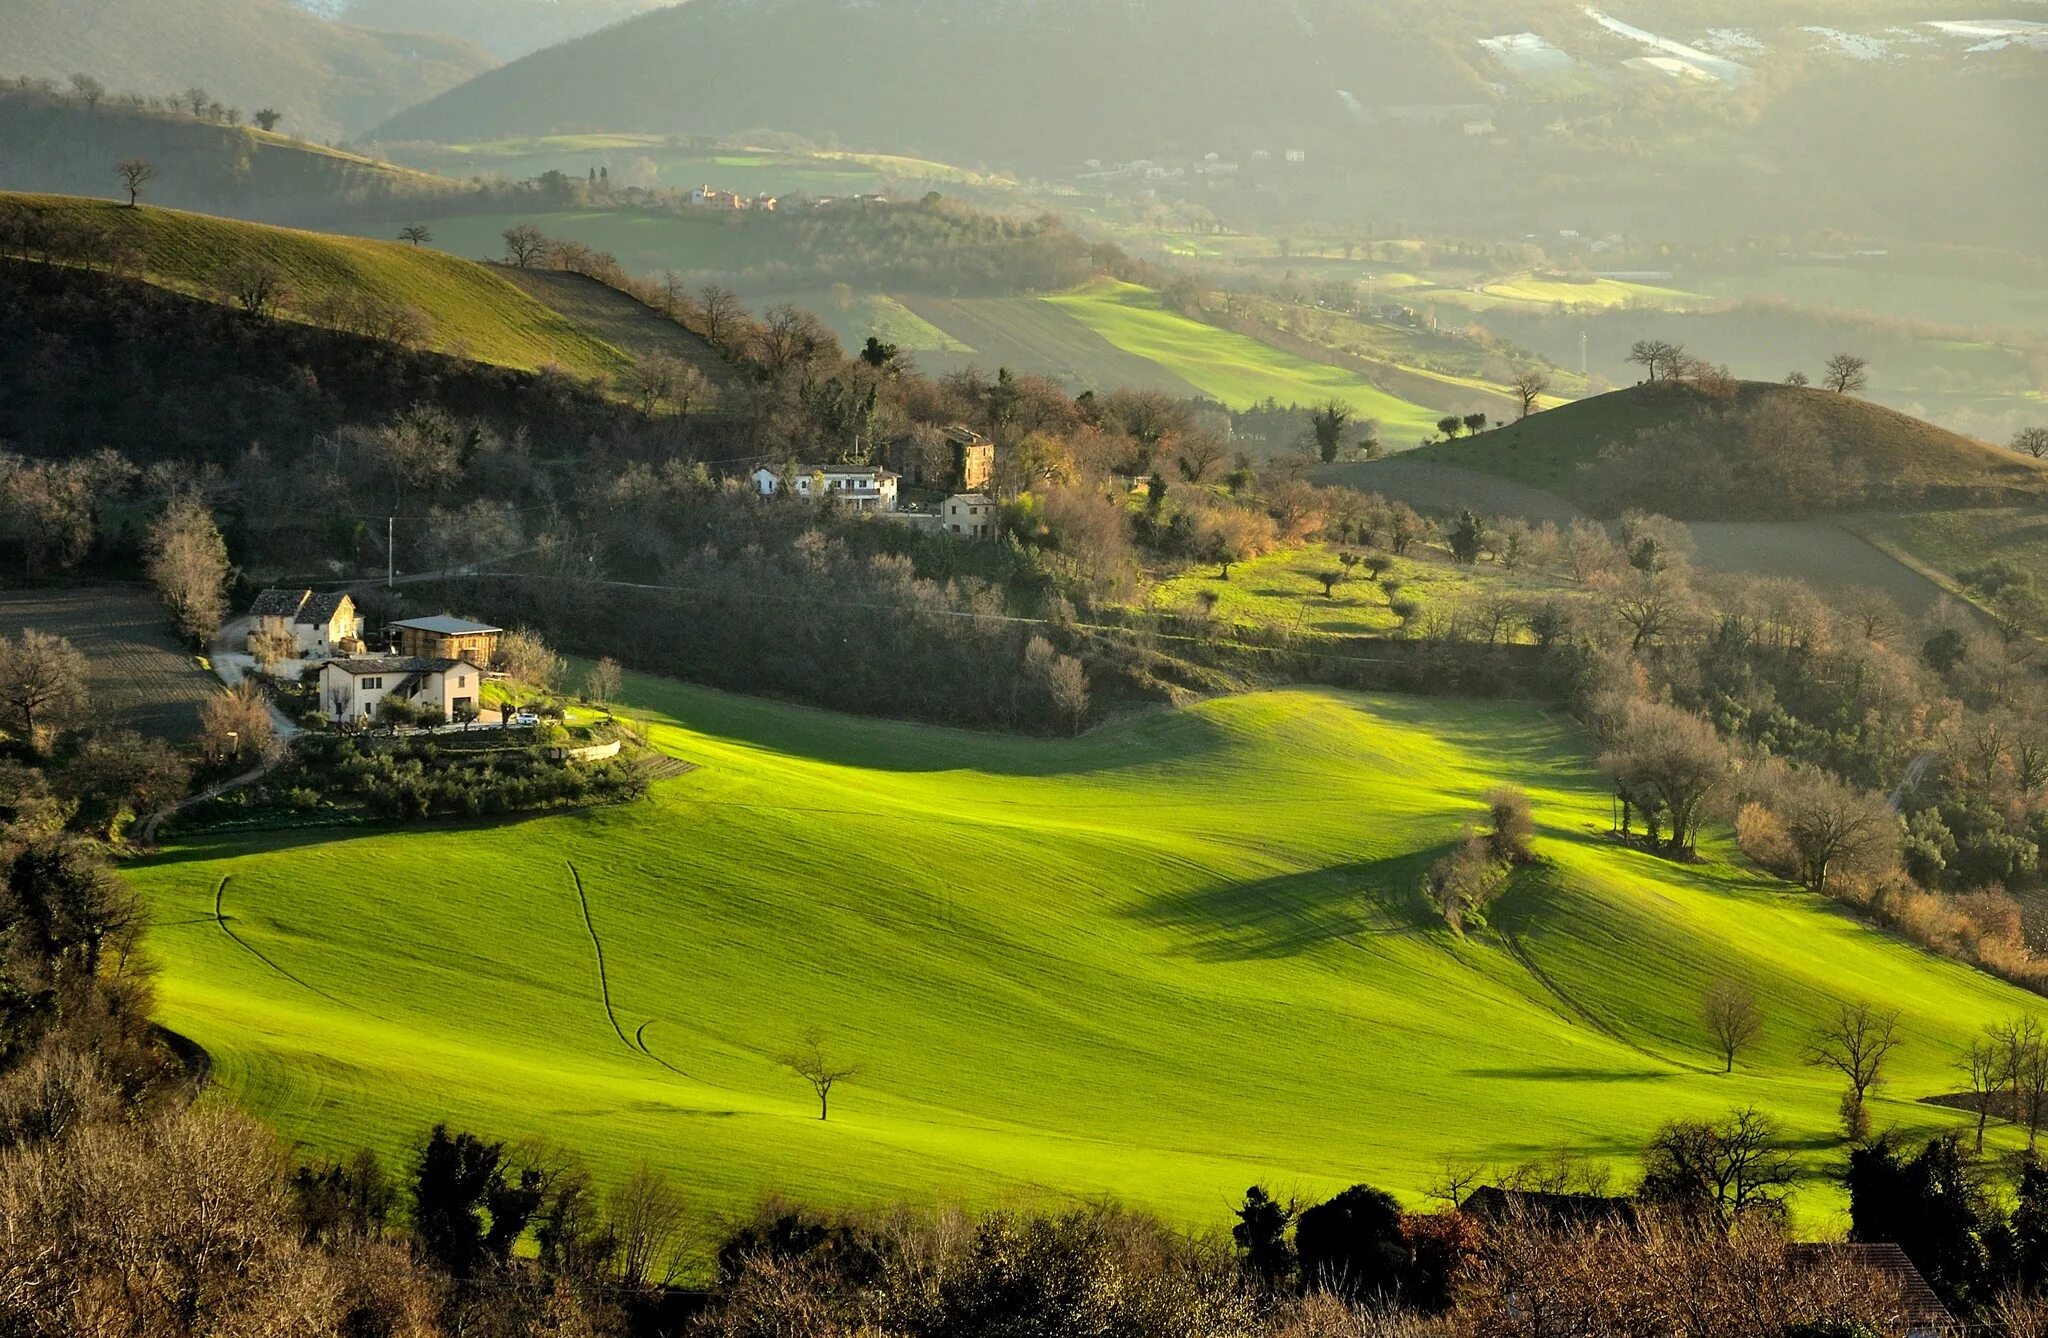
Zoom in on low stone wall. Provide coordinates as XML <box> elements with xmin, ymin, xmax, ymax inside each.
<box><xmin>546</xmin><ymin>739</ymin><xmax>623</xmax><ymax>764</ymax></box>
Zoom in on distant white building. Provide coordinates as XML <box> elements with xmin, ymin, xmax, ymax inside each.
<box><xmin>751</xmin><ymin>463</ymin><xmax>900</xmax><ymax>512</ymax></box>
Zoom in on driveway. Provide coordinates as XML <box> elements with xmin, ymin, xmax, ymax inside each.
<box><xmin>209</xmin><ymin>617</ymin><xmax>303</xmax><ymax>741</ymax></box>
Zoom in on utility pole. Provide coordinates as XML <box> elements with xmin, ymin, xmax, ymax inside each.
<box><xmin>387</xmin><ymin>516</ymin><xmax>394</xmax><ymax>588</ymax></box>
<box><xmin>1581</xmin><ymin>329</ymin><xmax>1589</xmax><ymax>376</ymax></box>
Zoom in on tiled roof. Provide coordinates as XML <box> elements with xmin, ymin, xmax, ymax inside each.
<box><xmin>323</xmin><ymin>656</ymin><xmax>477</xmax><ymax>676</ymax></box>
<box><xmin>249</xmin><ymin>588</ymin><xmax>310</xmax><ymax>618</ymax></box>
<box><xmin>949</xmin><ymin>493</ymin><xmax>994</xmax><ymax>506</ymax></box>
<box><xmin>390</xmin><ymin>614</ymin><xmax>502</xmax><ymax>636</ymax></box>
<box><xmin>1787</xmin><ymin>1243</ymin><xmax>1954</xmax><ymax>1330</ymax></box>
<box><xmin>297</xmin><ymin>591</ymin><xmax>351</xmax><ymax>625</ymax></box>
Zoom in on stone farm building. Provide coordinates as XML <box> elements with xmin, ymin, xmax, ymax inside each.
<box><xmin>247</xmin><ymin>589</ymin><xmax>365</xmax><ymax>661</ymax></box>
<box><xmin>317</xmin><ymin>656</ymin><xmax>485</xmax><ymax>725</ymax></box>
<box><xmin>943</xmin><ymin>493</ymin><xmax>997</xmax><ymax>539</ymax></box>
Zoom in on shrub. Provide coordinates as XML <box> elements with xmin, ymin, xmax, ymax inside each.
<box><xmin>1735</xmin><ymin>802</ymin><xmax>1798</xmax><ymax>876</ymax></box>
<box><xmin>1485</xmin><ymin>787</ymin><xmax>1535</xmax><ymax>864</ymax></box>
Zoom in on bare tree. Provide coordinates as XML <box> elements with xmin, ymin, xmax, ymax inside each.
<box><xmin>397</xmin><ymin>224</ymin><xmax>433</xmax><ymax>248</ymax></box>
<box><xmin>781</xmin><ymin>1027</ymin><xmax>861</xmax><ymax>1120</ymax></box>
<box><xmin>1767</xmin><ymin>766</ymin><xmax>1899</xmax><ymax>893</ymax></box>
<box><xmin>144</xmin><ymin>494</ymin><xmax>230</xmax><ymax>645</ymax></box>
<box><xmin>1627</xmin><ymin>339</ymin><xmax>1677</xmax><ymax>383</ymax></box>
<box><xmin>609</xmin><ymin>1163</ymin><xmax>687</xmax><ymax>1288</ymax></box>
<box><xmin>0</xmin><ymin>631</ymin><xmax>89</xmax><ymax>754</ymax></box>
<box><xmin>68</xmin><ymin>73</ymin><xmax>105</xmax><ymax>106</ymax></box>
<box><xmin>113</xmin><ymin>158</ymin><xmax>156</xmax><ymax>208</ymax></box>
<box><xmin>1959</xmin><ymin>1035</ymin><xmax>2004</xmax><ymax>1153</ymax></box>
<box><xmin>218</xmin><ymin>259</ymin><xmax>289</xmax><ymax>317</ymax></box>
<box><xmin>199</xmin><ymin>680</ymin><xmax>273</xmax><ymax>765</ymax></box>
<box><xmin>1176</xmin><ymin>435</ymin><xmax>1225</xmax><ymax>482</ymax></box>
<box><xmin>1702</xmin><ymin>980</ymin><xmax>1764</xmax><ymax>1073</ymax></box>
<box><xmin>1992</xmin><ymin>1017</ymin><xmax>2048</xmax><ymax>1149</ymax></box>
<box><xmin>2013</xmin><ymin>426</ymin><xmax>2048</xmax><ymax>460</ymax></box>
<box><xmin>1807</xmin><ymin>1001</ymin><xmax>1901</xmax><ymax>1138</ymax></box>
<box><xmin>502</xmin><ymin>224</ymin><xmax>548</xmax><ymax>267</ymax></box>
<box><xmin>248</xmin><ymin>625</ymin><xmax>298</xmax><ymax>676</ymax></box>
<box><xmin>1823</xmin><ymin>354</ymin><xmax>1870</xmax><ymax>395</ymax></box>
<box><xmin>1638</xmin><ymin>1106</ymin><xmax>1797</xmax><ymax>1230</ymax></box>
<box><xmin>493</xmin><ymin>628</ymin><xmax>563</xmax><ymax>689</ymax></box>
<box><xmin>697</xmin><ymin>285</ymin><xmax>746</xmax><ymax>346</ymax></box>
<box><xmin>1512</xmin><ymin>370</ymin><xmax>1551</xmax><ymax>420</ymax></box>
<box><xmin>581</xmin><ymin>657</ymin><xmax>622</xmax><ymax>705</ymax></box>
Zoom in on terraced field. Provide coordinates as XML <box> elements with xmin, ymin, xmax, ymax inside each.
<box><xmin>131</xmin><ymin>677</ymin><xmax>2038</xmax><ymax>1239</ymax></box>
<box><xmin>3</xmin><ymin>194</ymin><xmax>630</xmax><ymax>380</ymax></box>
<box><xmin>0</xmin><ymin>586</ymin><xmax>217</xmax><ymax>738</ymax></box>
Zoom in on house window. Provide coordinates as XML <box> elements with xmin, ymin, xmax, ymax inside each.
<box><xmin>362</xmin><ymin>677</ymin><xmax>382</xmax><ymax>691</ymax></box>
<box><xmin>456</xmin><ymin>675</ymin><xmax>467</xmax><ymax>688</ymax></box>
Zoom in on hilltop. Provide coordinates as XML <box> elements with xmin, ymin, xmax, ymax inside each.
<box><xmin>295</xmin><ymin>0</ymin><xmax>672</xmax><ymax>62</ymax></box>
<box><xmin>127</xmin><ymin>676</ymin><xmax>2038</xmax><ymax>1229</ymax></box>
<box><xmin>1</xmin><ymin>0</ymin><xmax>496</xmax><ymax>141</ymax></box>
<box><xmin>1356</xmin><ymin>380</ymin><xmax>2048</xmax><ymax>521</ymax></box>
<box><xmin>0</xmin><ymin>87</ymin><xmax>463</xmax><ymax>226</ymax></box>
<box><xmin>0</xmin><ymin>193</ymin><xmax>636</xmax><ymax>381</ymax></box>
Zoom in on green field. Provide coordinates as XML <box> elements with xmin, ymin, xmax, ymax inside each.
<box><xmin>1048</xmin><ymin>279</ymin><xmax>1445</xmax><ymax>440</ymax></box>
<box><xmin>130</xmin><ymin>676</ymin><xmax>2038</xmax><ymax>1242</ymax></box>
<box><xmin>4</xmin><ymin>195</ymin><xmax>631</xmax><ymax>381</ymax></box>
<box><xmin>895</xmin><ymin>293</ymin><xmax>1207</xmax><ymax>397</ymax></box>
<box><xmin>385</xmin><ymin>138</ymin><xmax>1013</xmax><ymax>198</ymax></box>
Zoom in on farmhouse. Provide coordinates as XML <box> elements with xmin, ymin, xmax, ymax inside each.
<box><xmin>317</xmin><ymin>656</ymin><xmax>484</xmax><ymax>725</ymax></box>
<box><xmin>247</xmin><ymin>588</ymin><xmax>365</xmax><ymax>660</ymax></box>
<box><xmin>751</xmin><ymin>464</ymin><xmax>900</xmax><ymax>512</ymax></box>
<box><xmin>943</xmin><ymin>493</ymin><xmax>997</xmax><ymax>539</ymax></box>
<box><xmin>390</xmin><ymin>614</ymin><xmax>503</xmax><ymax>664</ymax></box>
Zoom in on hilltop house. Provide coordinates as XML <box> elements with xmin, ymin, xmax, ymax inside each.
<box><xmin>247</xmin><ymin>589</ymin><xmax>364</xmax><ymax>661</ymax></box>
<box><xmin>751</xmin><ymin>464</ymin><xmax>900</xmax><ymax>512</ymax></box>
<box><xmin>317</xmin><ymin>656</ymin><xmax>484</xmax><ymax>725</ymax></box>
<box><xmin>942</xmin><ymin>493</ymin><xmax>997</xmax><ymax>539</ymax></box>
<box><xmin>390</xmin><ymin>614</ymin><xmax>503</xmax><ymax>665</ymax></box>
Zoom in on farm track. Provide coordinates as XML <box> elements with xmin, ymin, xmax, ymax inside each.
<box><xmin>565</xmin><ymin>861</ymin><xmax>637</xmax><ymax>1055</ymax></box>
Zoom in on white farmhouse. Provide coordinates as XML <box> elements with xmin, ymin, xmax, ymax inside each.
<box><xmin>751</xmin><ymin>463</ymin><xmax>900</xmax><ymax>512</ymax></box>
<box><xmin>317</xmin><ymin>656</ymin><xmax>485</xmax><ymax>726</ymax></box>
<box><xmin>942</xmin><ymin>493</ymin><xmax>997</xmax><ymax>539</ymax></box>
<box><xmin>247</xmin><ymin>588</ymin><xmax>365</xmax><ymax>661</ymax></box>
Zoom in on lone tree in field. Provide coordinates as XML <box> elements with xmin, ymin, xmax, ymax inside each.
<box><xmin>1628</xmin><ymin>339</ymin><xmax>1678</xmax><ymax>383</ymax></box>
<box><xmin>2013</xmin><ymin>426</ymin><xmax>2048</xmax><ymax>460</ymax></box>
<box><xmin>1512</xmin><ymin>369</ymin><xmax>1551</xmax><ymax>420</ymax></box>
<box><xmin>220</xmin><ymin>259</ymin><xmax>289</xmax><ymax>317</ymax></box>
<box><xmin>781</xmin><ymin>1027</ymin><xmax>861</xmax><ymax>1120</ymax></box>
<box><xmin>398</xmin><ymin>224</ymin><xmax>433</xmax><ymax>248</ymax></box>
<box><xmin>252</xmin><ymin>108</ymin><xmax>282</xmax><ymax>132</ymax></box>
<box><xmin>0</xmin><ymin>631</ymin><xmax>89</xmax><ymax>754</ymax></box>
<box><xmin>1702</xmin><ymin>980</ymin><xmax>1764</xmax><ymax>1073</ymax></box>
<box><xmin>1808</xmin><ymin>1001</ymin><xmax>1901</xmax><ymax>1140</ymax></box>
<box><xmin>502</xmin><ymin>224</ymin><xmax>548</xmax><ymax>267</ymax></box>
<box><xmin>582</xmin><ymin>656</ymin><xmax>622</xmax><ymax>705</ymax></box>
<box><xmin>145</xmin><ymin>494</ymin><xmax>230</xmax><ymax>645</ymax></box>
<box><xmin>1309</xmin><ymin>400</ymin><xmax>1352</xmax><ymax>464</ymax></box>
<box><xmin>69</xmin><ymin>73</ymin><xmax>105</xmax><ymax>107</ymax></box>
<box><xmin>114</xmin><ymin>158</ymin><xmax>156</xmax><ymax>208</ymax></box>
<box><xmin>1823</xmin><ymin>354</ymin><xmax>1870</xmax><ymax>395</ymax></box>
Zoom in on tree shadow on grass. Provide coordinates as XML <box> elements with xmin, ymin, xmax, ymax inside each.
<box><xmin>1122</xmin><ymin>852</ymin><xmax>1443</xmax><ymax>961</ymax></box>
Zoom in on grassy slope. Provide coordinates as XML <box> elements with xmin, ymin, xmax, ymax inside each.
<box><xmin>1402</xmin><ymin>381</ymin><xmax>2048</xmax><ymax>509</ymax></box>
<box><xmin>491</xmin><ymin>267</ymin><xmax>736</xmax><ymax>389</ymax></box>
<box><xmin>5</xmin><ymin>194</ymin><xmax>630</xmax><ymax>380</ymax></box>
<box><xmin>131</xmin><ymin>678</ymin><xmax>2035</xmax><ymax>1237</ymax></box>
<box><xmin>894</xmin><ymin>294</ymin><xmax>1208</xmax><ymax>399</ymax></box>
<box><xmin>1048</xmin><ymin>280</ymin><xmax>1444</xmax><ymax>439</ymax></box>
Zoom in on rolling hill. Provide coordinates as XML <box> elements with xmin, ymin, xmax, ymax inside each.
<box><xmin>129</xmin><ymin>675</ymin><xmax>2039</xmax><ymax>1237</ymax></box>
<box><xmin>0</xmin><ymin>90</ymin><xmax>463</xmax><ymax>225</ymax></box>
<box><xmin>0</xmin><ymin>0</ymin><xmax>497</xmax><ymax>141</ymax></box>
<box><xmin>2</xmin><ymin>193</ymin><xmax>649</xmax><ymax>381</ymax></box>
<box><xmin>1362</xmin><ymin>380</ymin><xmax>2048</xmax><ymax>520</ymax></box>
<box><xmin>291</xmin><ymin>0</ymin><xmax>673</xmax><ymax>62</ymax></box>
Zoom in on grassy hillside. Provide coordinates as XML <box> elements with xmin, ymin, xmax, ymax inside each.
<box><xmin>1</xmin><ymin>0</ymin><xmax>496</xmax><ymax>140</ymax></box>
<box><xmin>1050</xmin><ymin>280</ymin><xmax>1444</xmax><ymax>440</ymax></box>
<box><xmin>0</xmin><ymin>91</ymin><xmax>462</xmax><ymax>225</ymax></box>
<box><xmin>130</xmin><ymin>677</ymin><xmax>2036</xmax><ymax>1238</ymax></box>
<box><xmin>5</xmin><ymin>194</ymin><xmax>631</xmax><ymax>380</ymax></box>
<box><xmin>492</xmin><ymin>267</ymin><xmax>736</xmax><ymax>391</ymax></box>
<box><xmin>1397</xmin><ymin>380</ymin><xmax>2048</xmax><ymax>518</ymax></box>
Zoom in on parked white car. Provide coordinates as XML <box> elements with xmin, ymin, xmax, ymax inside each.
<box><xmin>508</xmin><ymin>712</ymin><xmax>540</xmax><ymax>728</ymax></box>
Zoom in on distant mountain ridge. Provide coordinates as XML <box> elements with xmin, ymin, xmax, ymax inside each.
<box><xmin>282</xmin><ymin>0</ymin><xmax>678</xmax><ymax>61</ymax></box>
<box><xmin>373</xmin><ymin>0</ymin><xmax>1515</xmax><ymax>163</ymax></box>
<box><xmin>0</xmin><ymin>0</ymin><xmax>496</xmax><ymax>139</ymax></box>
